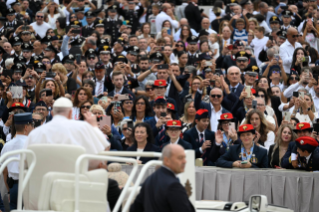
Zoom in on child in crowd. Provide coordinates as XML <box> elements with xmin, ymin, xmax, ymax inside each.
<box><xmin>149</xmin><ymin>4</ymin><xmax>160</xmax><ymax>36</ymax></box>
<box><xmin>209</xmin><ymin>33</ymin><xmax>220</xmax><ymax>59</ymax></box>
<box><xmin>229</xmin><ymin>16</ymin><xmax>249</xmax><ymax>43</ymax></box>
<box><xmin>250</xmin><ymin>26</ymin><xmax>269</xmax><ymax>66</ymax></box>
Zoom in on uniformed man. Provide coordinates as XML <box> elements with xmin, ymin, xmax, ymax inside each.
<box><xmin>244</xmin><ymin>65</ymin><xmax>259</xmax><ymax>87</ymax></box>
<box><xmin>40</xmin><ymin>35</ymin><xmax>53</xmax><ymax>52</ymax></box>
<box><xmin>98</xmin><ymin>45</ymin><xmax>113</xmax><ymax>75</ymax></box>
<box><xmin>21</xmin><ymin>43</ymin><xmax>33</xmax><ymax>65</ymax></box>
<box><xmin>11</xmin><ymin>63</ymin><xmax>25</xmax><ymax>84</ymax></box>
<box><xmin>281</xmin><ymin>10</ymin><xmax>293</xmax><ymax>30</ymax></box>
<box><xmin>85</xmin><ymin>48</ymin><xmax>99</xmax><ymax>72</ymax></box>
<box><xmin>43</xmin><ymin>42</ymin><xmax>60</xmax><ymax>64</ymax></box>
<box><xmin>118</xmin><ymin>0</ymin><xmax>143</xmax><ymax>34</ymax></box>
<box><xmin>9</xmin><ymin>36</ymin><xmax>23</xmax><ymax>57</ymax></box>
<box><xmin>105</xmin><ymin>5</ymin><xmax>122</xmax><ymax>45</ymax></box>
<box><xmin>33</xmin><ymin>61</ymin><xmax>45</xmax><ymax>75</ymax></box>
<box><xmin>269</xmin><ymin>15</ymin><xmax>281</xmax><ymax>30</ymax></box>
<box><xmin>187</xmin><ymin>35</ymin><xmax>199</xmax><ymax>66</ymax></box>
<box><xmin>93</xmin><ymin>18</ymin><xmax>106</xmax><ymax>37</ymax></box>
<box><xmin>126</xmin><ymin>46</ymin><xmax>140</xmax><ymax>74</ymax></box>
<box><xmin>276</xmin><ymin>30</ymin><xmax>287</xmax><ymax>46</ymax></box>
<box><xmin>1</xmin><ymin>112</ymin><xmax>34</xmax><ymax>210</ymax></box>
<box><xmin>81</xmin><ymin>10</ymin><xmax>96</xmax><ymax>37</ymax></box>
<box><xmin>295</xmin><ymin>136</ymin><xmax>319</xmax><ymax>171</ymax></box>
<box><xmin>4</xmin><ymin>8</ymin><xmax>23</xmax><ymax>30</ymax></box>
<box><xmin>235</xmin><ymin>51</ymin><xmax>250</xmax><ymax>73</ymax></box>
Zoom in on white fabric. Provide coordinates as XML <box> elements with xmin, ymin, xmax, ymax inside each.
<box><xmin>307</xmin><ymin>86</ymin><xmax>319</xmax><ymax>112</ymax></box>
<box><xmin>42</xmin><ymin>6</ymin><xmax>65</xmax><ymax>29</ymax></box>
<box><xmin>209</xmin><ymin>42</ymin><xmax>220</xmax><ymax>59</ymax></box>
<box><xmin>30</xmin><ymin>22</ymin><xmax>52</xmax><ymax>38</ymax></box>
<box><xmin>136</xmin><ymin>148</ymin><xmax>143</xmax><ymax>160</ymax></box>
<box><xmin>279</xmin><ymin>40</ymin><xmax>302</xmax><ymax>74</ymax></box>
<box><xmin>210</xmin><ymin>103</ymin><xmax>222</xmax><ymax>132</ymax></box>
<box><xmin>283</xmin><ymin>82</ymin><xmax>305</xmax><ymax>98</ymax></box>
<box><xmin>250</xmin><ymin>36</ymin><xmax>269</xmax><ymax>66</ymax></box>
<box><xmin>259</xmin><ymin>21</ymin><xmax>272</xmax><ymax>34</ymax></box>
<box><xmin>195</xmin><ymin>125</ymin><xmax>206</xmax><ymax>154</ymax></box>
<box><xmin>1</xmin><ymin>135</ymin><xmax>28</xmax><ymax>179</ymax></box>
<box><xmin>72</xmin><ymin>107</ymin><xmax>80</xmax><ymax>120</ymax></box>
<box><xmin>270</xmin><ymin>82</ymin><xmax>286</xmax><ymax>92</ymax></box>
<box><xmin>155</xmin><ymin>11</ymin><xmax>179</xmax><ymax>34</ymax></box>
<box><xmin>25</xmin><ymin>115</ymin><xmax>110</xmax><ymax>169</ymax></box>
<box><xmin>263</xmin><ymin>131</ymin><xmax>275</xmax><ymax>151</ymax></box>
<box><xmin>266</xmin><ymin>105</ymin><xmax>275</xmax><ymax>117</ymax></box>
<box><xmin>295</xmin><ymin>112</ymin><xmax>317</xmax><ymax>125</ymax></box>
<box><xmin>95</xmin><ymin>76</ymin><xmax>105</xmax><ymax>95</ymax></box>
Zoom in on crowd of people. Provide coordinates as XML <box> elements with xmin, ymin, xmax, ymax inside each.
<box><xmin>0</xmin><ymin>0</ymin><xmax>319</xmax><ymax>210</ymax></box>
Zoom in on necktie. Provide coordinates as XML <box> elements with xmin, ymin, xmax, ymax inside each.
<box><xmin>200</xmin><ymin>133</ymin><xmax>204</xmax><ymax>144</ymax></box>
<box><xmin>224</xmin><ymin>40</ymin><xmax>227</xmax><ymax>47</ymax></box>
<box><xmin>97</xmin><ymin>81</ymin><xmax>103</xmax><ymax>96</ymax></box>
<box><xmin>231</xmin><ymin>87</ymin><xmax>236</xmax><ymax>93</ymax></box>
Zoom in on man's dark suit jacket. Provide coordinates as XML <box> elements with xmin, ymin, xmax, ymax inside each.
<box><xmin>130</xmin><ymin>167</ymin><xmax>195</xmax><ymax>212</ymax></box>
<box><xmin>216</xmin><ymin>144</ymin><xmax>268</xmax><ymax>168</ymax></box>
<box><xmin>108</xmin><ymin>87</ymin><xmax>135</xmax><ymax>99</ymax></box>
<box><xmin>184</xmin><ymin>2</ymin><xmax>203</xmax><ymax>32</ymax></box>
<box><xmin>183</xmin><ymin>127</ymin><xmax>215</xmax><ymax>166</ymax></box>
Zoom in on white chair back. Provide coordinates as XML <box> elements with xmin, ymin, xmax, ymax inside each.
<box><xmin>24</xmin><ymin>144</ymin><xmax>86</xmax><ymax>210</ymax></box>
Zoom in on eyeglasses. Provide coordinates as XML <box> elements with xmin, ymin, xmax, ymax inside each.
<box><xmin>124</xmin><ymin>101</ymin><xmax>133</xmax><ymax>105</ymax></box>
<box><xmin>122</xmin><ymin>128</ymin><xmax>128</xmax><ymax>131</ymax></box>
<box><xmin>257</xmin><ymin>104</ymin><xmax>265</xmax><ymax>107</ymax></box>
<box><xmin>292</xmin><ymin>34</ymin><xmax>299</xmax><ymax>38</ymax></box>
<box><xmin>88</xmin><ymin>57</ymin><xmax>95</xmax><ymax>60</ymax></box>
<box><xmin>37</xmin><ymin>16</ymin><xmax>44</xmax><ymax>18</ymax></box>
<box><xmin>71</xmin><ymin>16</ymin><xmax>76</xmax><ymax>18</ymax></box>
<box><xmin>42</xmin><ymin>61</ymin><xmax>50</xmax><ymax>64</ymax></box>
<box><xmin>136</xmin><ymin>102</ymin><xmax>145</xmax><ymax>105</ymax></box>
<box><xmin>145</xmin><ymin>88</ymin><xmax>154</xmax><ymax>91</ymax></box>
<box><xmin>290</xmin><ymin>76</ymin><xmax>299</xmax><ymax>81</ymax></box>
<box><xmin>272</xmin><ymin>70</ymin><xmax>280</xmax><ymax>74</ymax></box>
<box><xmin>211</xmin><ymin>94</ymin><xmax>222</xmax><ymax>98</ymax></box>
<box><xmin>257</xmin><ymin>94</ymin><xmax>265</xmax><ymax>98</ymax></box>
<box><xmin>81</xmin><ymin>105</ymin><xmax>91</xmax><ymax>109</ymax></box>
<box><xmin>237</xmin><ymin>59</ymin><xmax>247</xmax><ymax>63</ymax></box>
<box><xmin>176</xmin><ymin>44</ymin><xmax>183</xmax><ymax>47</ymax></box>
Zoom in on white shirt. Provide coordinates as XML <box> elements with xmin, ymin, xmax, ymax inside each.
<box><xmin>308</xmin><ymin>86</ymin><xmax>319</xmax><ymax>112</ymax></box>
<box><xmin>306</xmin><ymin>153</ymin><xmax>312</xmax><ymax>163</ymax></box>
<box><xmin>195</xmin><ymin>125</ymin><xmax>205</xmax><ymax>154</ymax></box>
<box><xmin>263</xmin><ymin>131</ymin><xmax>275</xmax><ymax>151</ymax></box>
<box><xmin>203</xmin><ymin>28</ymin><xmax>217</xmax><ymax>34</ymax></box>
<box><xmin>279</xmin><ymin>40</ymin><xmax>302</xmax><ymax>74</ymax></box>
<box><xmin>155</xmin><ymin>11</ymin><xmax>179</xmax><ymax>34</ymax></box>
<box><xmin>283</xmin><ymin>82</ymin><xmax>306</xmax><ymax>98</ymax></box>
<box><xmin>30</xmin><ymin>22</ymin><xmax>52</xmax><ymax>38</ymax></box>
<box><xmin>250</xmin><ymin>36</ymin><xmax>269</xmax><ymax>66</ymax></box>
<box><xmin>95</xmin><ymin>76</ymin><xmax>105</xmax><ymax>95</ymax></box>
<box><xmin>25</xmin><ymin>115</ymin><xmax>110</xmax><ymax>169</ymax></box>
<box><xmin>210</xmin><ymin>103</ymin><xmax>223</xmax><ymax>132</ymax></box>
<box><xmin>1</xmin><ymin>135</ymin><xmax>28</xmax><ymax>179</ymax></box>
<box><xmin>270</xmin><ymin>81</ymin><xmax>285</xmax><ymax>92</ymax></box>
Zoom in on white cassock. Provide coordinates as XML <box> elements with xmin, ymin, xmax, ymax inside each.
<box><xmin>25</xmin><ymin>115</ymin><xmax>110</xmax><ymax>169</ymax></box>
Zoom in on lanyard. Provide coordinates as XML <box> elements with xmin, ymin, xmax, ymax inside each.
<box><xmin>241</xmin><ymin>144</ymin><xmax>254</xmax><ymax>161</ymax></box>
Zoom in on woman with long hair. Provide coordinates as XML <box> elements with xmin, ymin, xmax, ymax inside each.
<box><xmin>291</xmin><ymin>92</ymin><xmax>316</xmax><ymax>124</ymax></box>
<box><xmin>268</xmin><ymin>124</ymin><xmax>297</xmax><ymax>168</ymax></box>
<box><xmin>72</xmin><ymin>87</ymin><xmax>93</xmax><ymax>120</ymax></box>
<box><xmin>36</xmin><ymin>78</ymin><xmax>64</xmax><ymax>101</ymax></box>
<box><xmin>210</xmin><ymin>7</ymin><xmax>223</xmax><ymax>33</ymax></box>
<box><xmin>42</xmin><ymin>1</ymin><xmax>65</xmax><ymax>29</ymax></box>
<box><xmin>130</xmin><ymin>96</ymin><xmax>153</xmax><ymax>123</ymax></box>
<box><xmin>138</xmin><ymin>22</ymin><xmax>151</xmax><ymax>40</ymax></box>
<box><xmin>183</xmin><ymin>76</ymin><xmax>209</xmax><ymax>104</ymax></box>
<box><xmin>179</xmin><ymin>25</ymin><xmax>192</xmax><ymax>46</ymax></box>
<box><xmin>54</xmin><ymin>17</ymin><xmax>66</xmax><ymax>36</ymax></box>
<box><xmin>120</xmin><ymin>119</ymin><xmax>134</xmax><ymax>150</ymax></box>
<box><xmin>156</xmin><ymin>20</ymin><xmax>174</xmax><ymax>40</ymax></box>
<box><xmin>77</xmin><ymin>60</ymin><xmax>88</xmax><ymax>87</ymax></box>
<box><xmin>199</xmin><ymin>40</ymin><xmax>211</xmax><ymax>55</ymax></box>
<box><xmin>126</xmin><ymin>122</ymin><xmax>160</xmax><ymax>164</ymax></box>
<box><xmin>79</xmin><ymin>100</ymin><xmax>93</xmax><ymax>121</ymax></box>
<box><xmin>302</xmin><ymin>19</ymin><xmax>319</xmax><ymax>52</ymax></box>
<box><xmin>180</xmin><ymin>100</ymin><xmax>196</xmax><ymax>130</ymax></box>
<box><xmin>106</xmin><ymin>102</ymin><xmax>125</xmax><ymax>132</ymax></box>
<box><xmin>291</xmin><ymin>47</ymin><xmax>309</xmax><ymax>74</ymax></box>
<box><xmin>177</xmin><ymin>51</ymin><xmax>188</xmax><ymax>73</ymax></box>
<box><xmin>51</xmin><ymin>63</ymin><xmax>77</xmax><ymax>95</ymax></box>
<box><xmin>218</xmin><ymin>20</ymin><xmax>229</xmax><ymax>34</ymax></box>
<box><xmin>244</xmin><ymin>109</ymin><xmax>275</xmax><ymax>150</ymax></box>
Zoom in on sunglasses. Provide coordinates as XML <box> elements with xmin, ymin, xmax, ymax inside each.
<box><xmin>211</xmin><ymin>94</ymin><xmax>222</xmax><ymax>98</ymax></box>
<box><xmin>257</xmin><ymin>94</ymin><xmax>265</xmax><ymax>98</ymax></box>
<box><xmin>289</xmin><ymin>76</ymin><xmax>299</xmax><ymax>80</ymax></box>
<box><xmin>146</xmin><ymin>88</ymin><xmax>154</xmax><ymax>91</ymax></box>
<box><xmin>176</xmin><ymin>44</ymin><xmax>183</xmax><ymax>47</ymax></box>
<box><xmin>292</xmin><ymin>34</ymin><xmax>299</xmax><ymax>38</ymax></box>
<box><xmin>37</xmin><ymin>15</ymin><xmax>44</xmax><ymax>18</ymax></box>
<box><xmin>81</xmin><ymin>105</ymin><xmax>91</xmax><ymax>109</ymax></box>
<box><xmin>42</xmin><ymin>61</ymin><xmax>50</xmax><ymax>64</ymax></box>
<box><xmin>237</xmin><ymin>59</ymin><xmax>247</xmax><ymax>63</ymax></box>
<box><xmin>272</xmin><ymin>71</ymin><xmax>280</xmax><ymax>74</ymax></box>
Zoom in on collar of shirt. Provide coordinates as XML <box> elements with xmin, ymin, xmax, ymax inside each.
<box><xmin>154</xmin><ymin>115</ymin><xmax>159</xmax><ymax>123</ymax></box>
<box><xmin>15</xmin><ymin>134</ymin><xmax>28</xmax><ymax>140</ymax></box>
<box><xmin>230</xmin><ymin>83</ymin><xmax>240</xmax><ymax>90</ymax></box>
<box><xmin>195</xmin><ymin>125</ymin><xmax>205</xmax><ymax>135</ymax></box>
<box><xmin>306</xmin><ymin>153</ymin><xmax>312</xmax><ymax>163</ymax></box>
<box><xmin>67</xmin><ymin>71</ymin><xmax>73</xmax><ymax>77</ymax></box>
<box><xmin>170</xmin><ymin>137</ymin><xmax>179</xmax><ymax>144</ymax></box>
<box><xmin>115</xmin><ymin>86</ymin><xmax>124</xmax><ymax>94</ymax></box>
<box><xmin>210</xmin><ymin>103</ymin><xmax>222</xmax><ymax>113</ymax></box>
<box><xmin>97</xmin><ymin>75</ymin><xmax>105</xmax><ymax>83</ymax></box>
<box><xmin>162</xmin><ymin>165</ymin><xmax>177</xmax><ymax>177</ymax></box>
<box><xmin>28</xmin><ymin>86</ymin><xmax>35</xmax><ymax>92</ymax></box>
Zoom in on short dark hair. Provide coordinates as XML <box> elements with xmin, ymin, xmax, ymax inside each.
<box><xmin>132</xmin><ymin>122</ymin><xmax>154</xmax><ymax>144</ymax></box>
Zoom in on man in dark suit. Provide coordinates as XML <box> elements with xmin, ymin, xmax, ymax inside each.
<box><xmin>183</xmin><ymin>109</ymin><xmax>217</xmax><ymax>165</ymax></box>
<box><xmin>130</xmin><ymin>144</ymin><xmax>195</xmax><ymax>212</ymax></box>
<box><xmin>93</xmin><ymin>62</ymin><xmax>113</xmax><ymax>96</ymax></box>
<box><xmin>184</xmin><ymin>0</ymin><xmax>203</xmax><ymax>33</ymax></box>
<box><xmin>194</xmin><ymin>87</ymin><xmax>229</xmax><ymax>132</ymax></box>
<box><xmin>108</xmin><ymin>71</ymin><xmax>135</xmax><ymax>99</ymax></box>
<box><xmin>226</xmin><ymin>66</ymin><xmax>244</xmax><ymax>98</ymax></box>
<box><xmin>145</xmin><ymin>96</ymin><xmax>167</xmax><ymax>137</ymax></box>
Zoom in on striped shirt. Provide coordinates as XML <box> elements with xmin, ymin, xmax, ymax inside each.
<box><xmin>233</xmin><ymin>29</ymin><xmax>248</xmax><ymax>43</ymax></box>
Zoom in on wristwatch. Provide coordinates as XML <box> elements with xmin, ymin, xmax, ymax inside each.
<box><xmin>308</xmin><ymin>107</ymin><xmax>311</xmax><ymax>112</ymax></box>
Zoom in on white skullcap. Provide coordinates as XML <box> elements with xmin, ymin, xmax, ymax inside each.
<box><xmin>53</xmin><ymin>97</ymin><xmax>73</xmax><ymax>108</ymax></box>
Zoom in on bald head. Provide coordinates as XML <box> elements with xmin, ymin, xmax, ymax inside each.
<box><xmin>287</xmin><ymin>27</ymin><xmax>297</xmax><ymax>35</ymax></box>
<box><xmin>202</xmin><ymin>18</ymin><xmax>210</xmax><ymax>29</ymax></box>
<box><xmin>180</xmin><ymin>18</ymin><xmax>188</xmax><ymax>26</ymax></box>
<box><xmin>162</xmin><ymin>3</ymin><xmax>171</xmax><ymax>10</ymax></box>
<box><xmin>162</xmin><ymin>144</ymin><xmax>186</xmax><ymax>174</ymax></box>
<box><xmin>287</xmin><ymin>27</ymin><xmax>298</xmax><ymax>44</ymax></box>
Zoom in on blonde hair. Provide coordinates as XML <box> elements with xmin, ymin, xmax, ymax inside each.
<box><xmin>248</xmin><ymin>18</ymin><xmax>259</xmax><ymax>28</ymax></box>
<box><xmin>270</xmin><ymin>124</ymin><xmax>297</xmax><ymax>167</ymax></box>
<box><xmin>52</xmin><ymin>63</ymin><xmax>68</xmax><ymax>75</ymax></box>
<box><xmin>189</xmin><ymin>76</ymin><xmax>207</xmax><ymax>96</ymax></box>
<box><xmin>40</xmin><ymin>80</ymin><xmax>61</xmax><ymax>99</ymax></box>
<box><xmin>90</xmin><ymin>104</ymin><xmax>105</xmax><ymax>115</ymax></box>
<box><xmin>299</xmin><ymin>93</ymin><xmax>316</xmax><ymax>114</ymax></box>
<box><xmin>180</xmin><ymin>100</ymin><xmax>194</xmax><ymax>122</ymax></box>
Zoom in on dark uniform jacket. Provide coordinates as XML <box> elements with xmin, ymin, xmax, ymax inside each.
<box><xmin>105</xmin><ymin>17</ymin><xmax>122</xmax><ymax>45</ymax></box>
<box><xmin>216</xmin><ymin>144</ymin><xmax>268</xmax><ymax>168</ymax></box>
<box><xmin>118</xmin><ymin>6</ymin><xmax>144</xmax><ymax>34</ymax></box>
<box><xmin>126</xmin><ymin>143</ymin><xmax>161</xmax><ymax>164</ymax></box>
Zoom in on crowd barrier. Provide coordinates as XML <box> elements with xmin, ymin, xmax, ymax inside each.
<box><xmin>121</xmin><ymin>165</ymin><xmax>319</xmax><ymax>212</ymax></box>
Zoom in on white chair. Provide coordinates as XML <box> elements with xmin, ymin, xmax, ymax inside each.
<box><xmin>24</xmin><ymin>144</ymin><xmax>87</xmax><ymax>210</ymax></box>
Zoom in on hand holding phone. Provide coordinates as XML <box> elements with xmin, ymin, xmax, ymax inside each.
<box><xmin>252</xmin><ymin>100</ymin><xmax>257</xmax><ymax>109</ymax></box>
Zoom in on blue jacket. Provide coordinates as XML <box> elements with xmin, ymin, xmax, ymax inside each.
<box><xmin>216</xmin><ymin>144</ymin><xmax>268</xmax><ymax>168</ymax></box>
<box><xmin>183</xmin><ymin>127</ymin><xmax>215</xmax><ymax>165</ymax></box>
<box><xmin>130</xmin><ymin>167</ymin><xmax>195</xmax><ymax>212</ymax></box>
<box><xmin>126</xmin><ymin>143</ymin><xmax>161</xmax><ymax>164</ymax></box>
<box><xmin>281</xmin><ymin>142</ymin><xmax>296</xmax><ymax>169</ymax></box>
